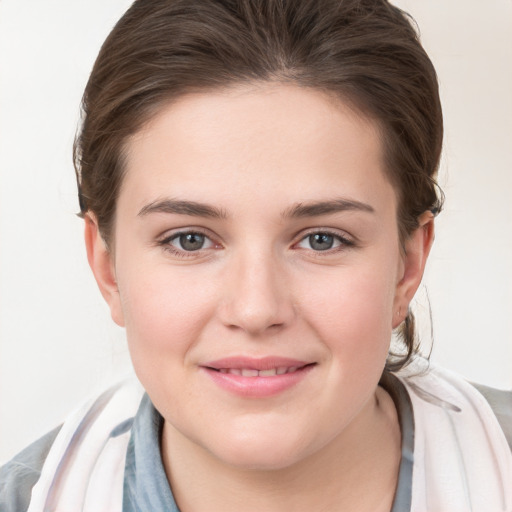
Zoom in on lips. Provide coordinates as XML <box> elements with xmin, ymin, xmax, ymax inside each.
<box><xmin>201</xmin><ymin>357</ymin><xmax>315</xmax><ymax>397</ymax></box>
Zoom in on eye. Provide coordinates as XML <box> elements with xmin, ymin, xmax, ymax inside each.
<box><xmin>161</xmin><ymin>231</ymin><xmax>216</xmax><ymax>253</ymax></box>
<box><xmin>296</xmin><ymin>231</ymin><xmax>354</xmax><ymax>252</ymax></box>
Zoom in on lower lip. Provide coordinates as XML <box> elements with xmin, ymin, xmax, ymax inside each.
<box><xmin>201</xmin><ymin>365</ymin><xmax>315</xmax><ymax>398</ymax></box>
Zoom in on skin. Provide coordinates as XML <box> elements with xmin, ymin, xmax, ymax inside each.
<box><xmin>86</xmin><ymin>83</ymin><xmax>434</xmax><ymax>511</ymax></box>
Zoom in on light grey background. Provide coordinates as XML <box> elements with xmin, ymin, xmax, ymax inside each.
<box><xmin>1</xmin><ymin>0</ymin><xmax>511</xmax><ymax>463</ymax></box>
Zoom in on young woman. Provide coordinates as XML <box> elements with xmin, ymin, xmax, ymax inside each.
<box><xmin>1</xmin><ymin>1</ymin><xmax>511</xmax><ymax>511</ymax></box>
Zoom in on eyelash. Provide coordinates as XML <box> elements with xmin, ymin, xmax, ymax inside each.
<box><xmin>157</xmin><ymin>229</ymin><xmax>217</xmax><ymax>258</ymax></box>
<box><xmin>294</xmin><ymin>229</ymin><xmax>355</xmax><ymax>254</ymax></box>
<box><xmin>157</xmin><ymin>228</ymin><xmax>355</xmax><ymax>258</ymax></box>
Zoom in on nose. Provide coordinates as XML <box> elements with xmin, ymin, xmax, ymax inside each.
<box><xmin>218</xmin><ymin>251</ymin><xmax>295</xmax><ymax>336</ymax></box>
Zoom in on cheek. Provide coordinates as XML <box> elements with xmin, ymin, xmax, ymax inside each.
<box><xmin>297</xmin><ymin>262</ymin><xmax>397</xmax><ymax>360</ymax></box>
<box><xmin>116</xmin><ymin>263</ymin><xmax>218</xmax><ymax>366</ymax></box>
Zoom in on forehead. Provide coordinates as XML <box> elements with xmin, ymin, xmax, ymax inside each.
<box><xmin>120</xmin><ymin>83</ymin><xmax>395</xmax><ymax>216</ymax></box>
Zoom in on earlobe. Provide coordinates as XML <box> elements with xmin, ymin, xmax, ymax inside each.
<box><xmin>393</xmin><ymin>211</ymin><xmax>435</xmax><ymax>328</ymax></box>
<box><xmin>84</xmin><ymin>215</ymin><xmax>125</xmax><ymax>327</ymax></box>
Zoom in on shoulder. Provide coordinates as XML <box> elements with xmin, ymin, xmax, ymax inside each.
<box><xmin>0</xmin><ymin>426</ymin><xmax>61</xmax><ymax>512</ymax></box>
<box><xmin>394</xmin><ymin>360</ymin><xmax>512</xmax><ymax>448</ymax></box>
<box><xmin>471</xmin><ymin>382</ymin><xmax>512</xmax><ymax>451</ymax></box>
<box><xmin>0</xmin><ymin>380</ymin><xmax>143</xmax><ymax>512</ymax></box>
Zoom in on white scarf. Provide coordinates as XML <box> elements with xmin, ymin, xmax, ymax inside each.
<box><xmin>398</xmin><ymin>364</ymin><xmax>512</xmax><ymax>511</ymax></box>
<box><xmin>27</xmin><ymin>365</ymin><xmax>512</xmax><ymax>512</ymax></box>
<box><xmin>27</xmin><ymin>379</ymin><xmax>143</xmax><ymax>512</ymax></box>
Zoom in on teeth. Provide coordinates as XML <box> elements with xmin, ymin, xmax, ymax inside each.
<box><xmin>217</xmin><ymin>366</ymin><xmax>304</xmax><ymax>376</ymax></box>
<box><xmin>241</xmin><ymin>369</ymin><xmax>259</xmax><ymax>377</ymax></box>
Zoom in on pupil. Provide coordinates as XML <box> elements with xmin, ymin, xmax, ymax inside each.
<box><xmin>310</xmin><ymin>233</ymin><xmax>333</xmax><ymax>251</ymax></box>
<box><xmin>180</xmin><ymin>233</ymin><xmax>204</xmax><ymax>251</ymax></box>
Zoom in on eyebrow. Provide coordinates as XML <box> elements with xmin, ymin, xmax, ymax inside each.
<box><xmin>137</xmin><ymin>197</ymin><xmax>374</xmax><ymax>220</ymax></box>
<box><xmin>282</xmin><ymin>198</ymin><xmax>375</xmax><ymax>218</ymax></box>
<box><xmin>138</xmin><ymin>199</ymin><xmax>228</xmax><ymax>219</ymax></box>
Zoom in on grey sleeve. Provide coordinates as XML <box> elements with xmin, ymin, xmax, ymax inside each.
<box><xmin>472</xmin><ymin>383</ymin><xmax>512</xmax><ymax>452</ymax></box>
<box><xmin>0</xmin><ymin>426</ymin><xmax>61</xmax><ymax>512</ymax></box>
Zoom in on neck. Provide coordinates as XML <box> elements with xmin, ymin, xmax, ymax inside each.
<box><xmin>161</xmin><ymin>386</ymin><xmax>401</xmax><ymax>512</ymax></box>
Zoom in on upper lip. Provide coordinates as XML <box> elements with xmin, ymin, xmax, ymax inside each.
<box><xmin>202</xmin><ymin>356</ymin><xmax>313</xmax><ymax>371</ymax></box>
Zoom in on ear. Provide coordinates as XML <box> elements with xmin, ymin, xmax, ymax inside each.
<box><xmin>84</xmin><ymin>214</ymin><xmax>125</xmax><ymax>327</ymax></box>
<box><xmin>393</xmin><ymin>211</ymin><xmax>435</xmax><ymax>328</ymax></box>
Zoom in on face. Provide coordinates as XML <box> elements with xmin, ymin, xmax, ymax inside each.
<box><xmin>87</xmin><ymin>83</ymin><xmax>429</xmax><ymax>470</ymax></box>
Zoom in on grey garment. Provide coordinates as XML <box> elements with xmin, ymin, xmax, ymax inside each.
<box><xmin>473</xmin><ymin>382</ymin><xmax>512</xmax><ymax>451</ymax></box>
<box><xmin>383</xmin><ymin>374</ymin><xmax>415</xmax><ymax>512</ymax></box>
<box><xmin>1</xmin><ymin>381</ymin><xmax>511</xmax><ymax>512</ymax></box>
<box><xmin>0</xmin><ymin>426</ymin><xmax>61</xmax><ymax>512</ymax></box>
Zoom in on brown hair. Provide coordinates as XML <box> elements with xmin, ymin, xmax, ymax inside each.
<box><xmin>74</xmin><ymin>0</ymin><xmax>444</xmax><ymax>371</ymax></box>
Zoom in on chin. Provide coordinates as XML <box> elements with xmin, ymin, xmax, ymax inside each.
<box><xmin>207</xmin><ymin>428</ymin><xmax>317</xmax><ymax>472</ymax></box>
<box><xmin>222</xmin><ymin>448</ymin><xmax>306</xmax><ymax>472</ymax></box>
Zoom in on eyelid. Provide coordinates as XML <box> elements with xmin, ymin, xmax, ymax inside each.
<box><xmin>157</xmin><ymin>225</ymin><xmax>218</xmax><ymax>242</ymax></box>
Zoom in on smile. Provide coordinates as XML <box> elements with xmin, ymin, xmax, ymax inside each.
<box><xmin>215</xmin><ymin>366</ymin><xmax>304</xmax><ymax>377</ymax></box>
<box><xmin>201</xmin><ymin>357</ymin><xmax>316</xmax><ymax>397</ymax></box>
